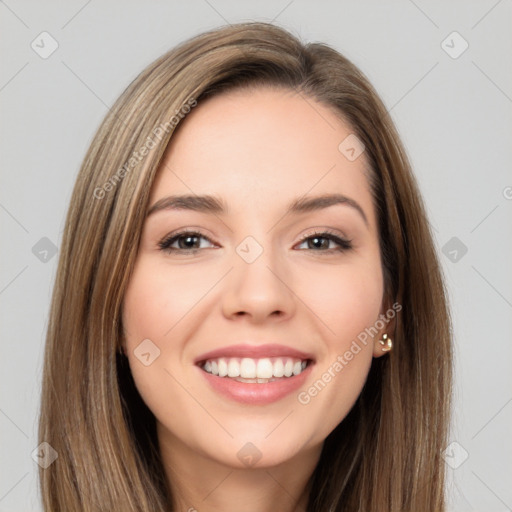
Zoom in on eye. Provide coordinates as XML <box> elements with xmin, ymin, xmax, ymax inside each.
<box><xmin>158</xmin><ymin>230</ymin><xmax>216</xmax><ymax>253</ymax></box>
<box><xmin>157</xmin><ymin>229</ymin><xmax>352</xmax><ymax>254</ymax></box>
<box><xmin>295</xmin><ymin>230</ymin><xmax>352</xmax><ymax>252</ymax></box>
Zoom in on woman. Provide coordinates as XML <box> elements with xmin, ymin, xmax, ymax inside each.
<box><xmin>38</xmin><ymin>22</ymin><xmax>452</xmax><ymax>511</ymax></box>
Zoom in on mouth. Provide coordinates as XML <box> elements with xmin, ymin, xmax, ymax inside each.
<box><xmin>195</xmin><ymin>356</ymin><xmax>315</xmax><ymax>405</ymax></box>
<box><xmin>197</xmin><ymin>356</ymin><xmax>313</xmax><ymax>383</ymax></box>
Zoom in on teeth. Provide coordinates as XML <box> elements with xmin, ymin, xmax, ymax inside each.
<box><xmin>227</xmin><ymin>358</ymin><xmax>240</xmax><ymax>378</ymax></box>
<box><xmin>233</xmin><ymin>376</ymin><xmax>277</xmax><ymax>384</ymax></box>
<box><xmin>218</xmin><ymin>358</ymin><xmax>228</xmax><ymax>377</ymax></box>
<box><xmin>201</xmin><ymin>357</ymin><xmax>309</xmax><ymax>379</ymax></box>
<box><xmin>273</xmin><ymin>358</ymin><xmax>284</xmax><ymax>377</ymax></box>
<box><xmin>256</xmin><ymin>358</ymin><xmax>273</xmax><ymax>379</ymax></box>
<box><xmin>240</xmin><ymin>358</ymin><xmax>256</xmax><ymax>378</ymax></box>
<box><xmin>284</xmin><ymin>359</ymin><xmax>293</xmax><ymax>377</ymax></box>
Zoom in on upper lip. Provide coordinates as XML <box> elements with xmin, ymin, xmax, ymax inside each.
<box><xmin>194</xmin><ymin>343</ymin><xmax>315</xmax><ymax>364</ymax></box>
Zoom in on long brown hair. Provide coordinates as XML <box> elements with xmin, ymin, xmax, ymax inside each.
<box><xmin>39</xmin><ymin>22</ymin><xmax>452</xmax><ymax>511</ymax></box>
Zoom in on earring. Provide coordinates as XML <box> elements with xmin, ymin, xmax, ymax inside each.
<box><xmin>379</xmin><ymin>333</ymin><xmax>393</xmax><ymax>352</ymax></box>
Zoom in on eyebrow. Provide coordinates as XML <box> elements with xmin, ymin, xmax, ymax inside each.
<box><xmin>147</xmin><ymin>193</ymin><xmax>368</xmax><ymax>226</ymax></box>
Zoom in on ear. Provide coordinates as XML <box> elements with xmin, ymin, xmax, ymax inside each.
<box><xmin>372</xmin><ymin>298</ymin><xmax>398</xmax><ymax>358</ymax></box>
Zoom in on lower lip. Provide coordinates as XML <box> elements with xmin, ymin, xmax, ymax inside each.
<box><xmin>197</xmin><ymin>363</ymin><xmax>314</xmax><ymax>405</ymax></box>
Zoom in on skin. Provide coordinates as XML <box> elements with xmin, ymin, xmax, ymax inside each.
<box><xmin>122</xmin><ymin>87</ymin><xmax>393</xmax><ymax>512</ymax></box>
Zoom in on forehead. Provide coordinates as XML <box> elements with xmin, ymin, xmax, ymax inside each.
<box><xmin>150</xmin><ymin>87</ymin><xmax>375</xmax><ymax>225</ymax></box>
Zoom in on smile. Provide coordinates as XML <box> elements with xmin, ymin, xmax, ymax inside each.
<box><xmin>194</xmin><ymin>343</ymin><xmax>315</xmax><ymax>404</ymax></box>
<box><xmin>200</xmin><ymin>357</ymin><xmax>310</xmax><ymax>382</ymax></box>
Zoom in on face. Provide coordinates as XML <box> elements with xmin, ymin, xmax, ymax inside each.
<box><xmin>122</xmin><ymin>87</ymin><xmax>390</xmax><ymax>470</ymax></box>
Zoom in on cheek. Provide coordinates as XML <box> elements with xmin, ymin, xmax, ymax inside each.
<box><xmin>122</xmin><ymin>258</ymin><xmax>217</xmax><ymax>343</ymax></box>
<box><xmin>296</xmin><ymin>257</ymin><xmax>384</xmax><ymax>347</ymax></box>
<box><xmin>121</xmin><ymin>257</ymin><xmax>227</xmax><ymax>409</ymax></box>
<box><xmin>291</xmin><ymin>262</ymin><xmax>382</xmax><ymax>440</ymax></box>
<box><xmin>122</xmin><ymin>260</ymin><xmax>191</xmax><ymax>423</ymax></box>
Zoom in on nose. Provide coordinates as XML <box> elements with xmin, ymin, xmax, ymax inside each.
<box><xmin>221</xmin><ymin>246</ymin><xmax>296</xmax><ymax>324</ymax></box>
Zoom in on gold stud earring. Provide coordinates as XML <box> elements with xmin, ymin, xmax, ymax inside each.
<box><xmin>379</xmin><ymin>334</ymin><xmax>393</xmax><ymax>352</ymax></box>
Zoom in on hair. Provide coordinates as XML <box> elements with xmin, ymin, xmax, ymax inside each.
<box><xmin>39</xmin><ymin>21</ymin><xmax>452</xmax><ymax>511</ymax></box>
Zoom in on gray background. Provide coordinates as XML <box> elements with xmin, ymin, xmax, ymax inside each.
<box><xmin>1</xmin><ymin>1</ymin><xmax>511</xmax><ymax>510</ymax></box>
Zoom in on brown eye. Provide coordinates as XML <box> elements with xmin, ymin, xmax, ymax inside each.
<box><xmin>158</xmin><ymin>231</ymin><xmax>215</xmax><ymax>253</ymax></box>
<box><xmin>296</xmin><ymin>232</ymin><xmax>352</xmax><ymax>252</ymax></box>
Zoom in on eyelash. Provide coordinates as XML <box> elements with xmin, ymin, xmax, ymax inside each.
<box><xmin>158</xmin><ymin>229</ymin><xmax>353</xmax><ymax>254</ymax></box>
